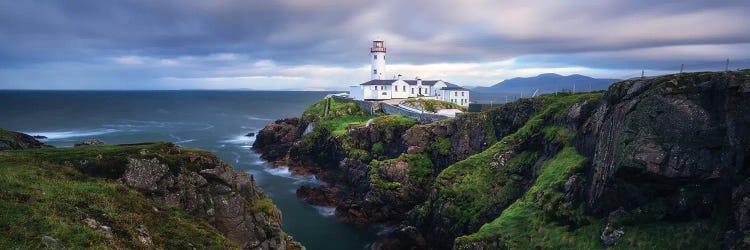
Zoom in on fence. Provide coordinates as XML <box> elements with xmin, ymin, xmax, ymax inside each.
<box><xmin>380</xmin><ymin>103</ymin><xmax>449</xmax><ymax>124</ymax></box>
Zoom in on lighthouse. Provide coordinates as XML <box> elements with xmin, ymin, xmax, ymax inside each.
<box><xmin>370</xmin><ymin>40</ymin><xmax>386</xmax><ymax>80</ymax></box>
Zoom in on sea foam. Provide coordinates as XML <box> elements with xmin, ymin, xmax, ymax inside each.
<box><xmin>26</xmin><ymin>128</ymin><xmax>119</xmax><ymax>140</ymax></box>
<box><xmin>313</xmin><ymin>206</ymin><xmax>336</xmax><ymax>217</ymax></box>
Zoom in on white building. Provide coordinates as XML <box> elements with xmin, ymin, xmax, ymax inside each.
<box><xmin>348</xmin><ymin>41</ymin><xmax>470</xmax><ymax>106</ymax></box>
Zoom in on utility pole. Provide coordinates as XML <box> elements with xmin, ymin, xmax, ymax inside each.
<box><xmin>505</xmin><ymin>95</ymin><xmax>508</xmax><ymax>103</ymax></box>
<box><xmin>725</xmin><ymin>59</ymin><xmax>730</xmax><ymax>72</ymax></box>
<box><xmin>641</xmin><ymin>70</ymin><xmax>645</xmax><ymax>80</ymax></box>
<box><xmin>680</xmin><ymin>64</ymin><xmax>684</xmax><ymax>73</ymax></box>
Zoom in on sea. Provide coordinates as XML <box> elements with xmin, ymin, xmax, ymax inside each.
<box><xmin>0</xmin><ymin>90</ymin><xmax>381</xmax><ymax>250</ymax></box>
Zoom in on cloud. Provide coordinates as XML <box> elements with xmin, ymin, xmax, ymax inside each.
<box><xmin>1</xmin><ymin>0</ymin><xmax>749</xmax><ymax>89</ymax></box>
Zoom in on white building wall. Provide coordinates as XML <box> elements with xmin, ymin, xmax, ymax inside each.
<box><xmin>363</xmin><ymin>85</ymin><xmax>391</xmax><ymax>100</ymax></box>
<box><xmin>443</xmin><ymin>90</ymin><xmax>470</xmax><ymax>106</ymax></box>
<box><xmin>391</xmin><ymin>80</ymin><xmax>410</xmax><ymax>99</ymax></box>
<box><xmin>349</xmin><ymin>86</ymin><xmax>364</xmax><ymax>100</ymax></box>
<box><xmin>432</xmin><ymin>81</ymin><xmax>447</xmax><ymax>96</ymax></box>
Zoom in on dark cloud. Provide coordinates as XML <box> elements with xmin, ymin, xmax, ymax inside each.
<box><xmin>1</xmin><ymin>0</ymin><xmax>750</xmax><ymax>89</ymax></box>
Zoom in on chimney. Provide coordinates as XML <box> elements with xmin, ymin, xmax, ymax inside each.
<box><xmin>397</xmin><ymin>74</ymin><xmax>402</xmax><ymax>80</ymax></box>
<box><xmin>416</xmin><ymin>77</ymin><xmax>422</xmax><ymax>85</ymax></box>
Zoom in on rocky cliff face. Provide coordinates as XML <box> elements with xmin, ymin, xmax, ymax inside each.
<box><xmin>253</xmin><ymin>70</ymin><xmax>750</xmax><ymax>250</ymax></box>
<box><xmin>117</xmin><ymin>145</ymin><xmax>303</xmax><ymax>250</ymax></box>
<box><xmin>0</xmin><ymin>137</ymin><xmax>303</xmax><ymax>250</ymax></box>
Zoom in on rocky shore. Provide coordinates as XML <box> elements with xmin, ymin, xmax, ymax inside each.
<box><xmin>253</xmin><ymin>70</ymin><xmax>750</xmax><ymax>249</ymax></box>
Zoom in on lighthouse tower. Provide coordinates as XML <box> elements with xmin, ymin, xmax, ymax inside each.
<box><xmin>370</xmin><ymin>40</ymin><xmax>386</xmax><ymax>80</ymax></box>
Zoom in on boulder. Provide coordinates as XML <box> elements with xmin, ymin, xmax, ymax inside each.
<box><xmin>74</xmin><ymin>138</ymin><xmax>104</xmax><ymax>147</ymax></box>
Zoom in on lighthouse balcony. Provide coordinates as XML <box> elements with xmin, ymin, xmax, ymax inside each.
<box><xmin>370</xmin><ymin>47</ymin><xmax>386</xmax><ymax>53</ymax></box>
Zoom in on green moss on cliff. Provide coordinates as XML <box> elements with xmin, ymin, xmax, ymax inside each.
<box><xmin>455</xmin><ymin>142</ymin><xmax>728</xmax><ymax>249</ymax></box>
<box><xmin>428</xmin><ymin>138</ymin><xmax>452</xmax><ymax>156</ymax></box>
<box><xmin>0</xmin><ymin>146</ymin><xmax>236</xmax><ymax>249</ymax></box>
<box><xmin>401</xmin><ymin>99</ymin><xmax>467</xmax><ymax>112</ymax></box>
<box><xmin>454</xmin><ymin>145</ymin><xmax>593</xmax><ymax>248</ymax></box>
<box><xmin>250</xmin><ymin>198</ymin><xmax>280</xmax><ymax>218</ymax></box>
<box><xmin>369</xmin><ymin>162</ymin><xmax>402</xmax><ymax>192</ymax></box>
<box><xmin>429</xmin><ymin>92</ymin><xmax>602</xmax><ymax>237</ymax></box>
<box><xmin>451</xmin><ymin>92</ymin><xmax>729</xmax><ymax>249</ymax></box>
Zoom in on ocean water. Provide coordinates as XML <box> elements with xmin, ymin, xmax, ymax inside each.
<box><xmin>0</xmin><ymin>90</ymin><xmax>380</xmax><ymax>250</ymax></box>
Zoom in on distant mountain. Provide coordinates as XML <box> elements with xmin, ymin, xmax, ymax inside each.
<box><xmin>473</xmin><ymin>73</ymin><xmax>620</xmax><ymax>94</ymax></box>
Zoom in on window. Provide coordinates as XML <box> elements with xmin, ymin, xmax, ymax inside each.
<box><xmin>461</xmin><ymin>92</ymin><xmax>465</xmax><ymax>96</ymax></box>
<box><xmin>380</xmin><ymin>86</ymin><xmax>384</xmax><ymax>90</ymax></box>
<box><xmin>372</xmin><ymin>86</ymin><xmax>376</xmax><ymax>90</ymax></box>
<box><xmin>411</xmin><ymin>88</ymin><xmax>414</xmax><ymax>94</ymax></box>
<box><xmin>403</xmin><ymin>86</ymin><xmax>406</xmax><ymax>92</ymax></box>
<box><xmin>374</xmin><ymin>55</ymin><xmax>377</xmax><ymax>59</ymax></box>
<box><xmin>373</xmin><ymin>69</ymin><xmax>377</xmax><ymax>74</ymax></box>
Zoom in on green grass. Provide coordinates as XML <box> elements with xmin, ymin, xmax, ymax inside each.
<box><xmin>401</xmin><ymin>99</ymin><xmax>467</xmax><ymax>112</ymax></box>
<box><xmin>370</xmin><ymin>115</ymin><xmax>418</xmax><ymax>128</ymax></box>
<box><xmin>303</xmin><ymin>97</ymin><xmax>373</xmax><ymax>136</ymax></box>
<box><xmin>1</xmin><ymin>142</ymin><xmax>218</xmax><ymax>179</ymax></box>
<box><xmin>303</xmin><ymin>97</ymin><xmax>370</xmax><ymax>121</ymax></box>
<box><xmin>0</xmin><ymin>153</ymin><xmax>235</xmax><ymax>249</ymax></box>
<box><xmin>319</xmin><ymin>115</ymin><xmax>371</xmax><ymax>136</ymax></box>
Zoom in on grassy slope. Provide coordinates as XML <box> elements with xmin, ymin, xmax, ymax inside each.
<box><xmin>433</xmin><ymin>93</ymin><xmax>601</xmax><ymax>230</ymax></box>
<box><xmin>302</xmin><ymin>97</ymin><xmax>418</xmax><ymax>164</ymax></box>
<box><xmin>303</xmin><ymin>97</ymin><xmax>371</xmax><ymax>136</ymax></box>
<box><xmin>401</xmin><ymin>99</ymin><xmax>468</xmax><ymax>112</ymax></box>
<box><xmin>439</xmin><ymin>92</ymin><xmax>728</xmax><ymax>249</ymax></box>
<box><xmin>0</xmin><ymin>143</ymin><xmax>236</xmax><ymax>249</ymax></box>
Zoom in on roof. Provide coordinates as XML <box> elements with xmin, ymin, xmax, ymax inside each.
<box><xmin>404</xmin><ymin>80</ymin><xmax>439</xmax><ymax>86</ymax></box>
<box><xmin>440</xmin><ymin>82</ymin><xmax>468</xmax><ymax>90</ymax></box>
<box><xmin>360</xmin><ymin>79</ymin><xmax>397</xmax><ymax>85</ymax></box>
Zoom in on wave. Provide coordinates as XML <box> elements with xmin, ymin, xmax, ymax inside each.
<box><xmin>245</xmin><ymin>115</ymin><xmax>272</xmax><ymax>121</ymax></box>
<box><xmin>262</xmin><ymin>166</ymin><xmax>320</xmax><ymax>184</ymax></box>
<box><xmin>104</xmin><ymin>120</ymin><xmax>214</xmax><ymax>131</ymax></box>
<box><xmin>175</xmin><ymin>139</ymin><xmax>196</xmax><ymax>144</ymax></box>
<box><xmin>313</xmin><ymin>206</ymin><xmax>336</xmax><ymax>217</ymax></box>
<box><xmin>221</xmin><ymin>134</ymin><xmax>255</xmax><ymax>144</ymax></box>
<box><xmin>26</xmin><ymin>128</ymin><xmax>119</xmax><ymax>140</ymax></box>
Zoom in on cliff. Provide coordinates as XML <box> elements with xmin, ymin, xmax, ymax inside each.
<box><xmin>0</xmin><ymin>134</ymin><xmax>303</xmax><ymax>249</ymax></box>
<box><xmin>253</xmin><ymin>70</ymin><xmax>750</xmax><ymax>249</ymax></box>
<box><xmin>0</xmin><ymin>128</ymin><xmax>50</xmax><ymax>150</ymax></box>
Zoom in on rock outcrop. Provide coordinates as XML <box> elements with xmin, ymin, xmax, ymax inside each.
<box><xmin>0</xmin><ymin>128</ymin><xmax>49</xmax><ymax>150</ymax></box>
<box><xmin>253</xmin><ymin>118</ymin><xmax>306</xmax><ymax>162</ymax></box>
<box><xmin>116</xmin><ymin>144</ymin><xmax>304</xmax><ymax>250</ymax></box>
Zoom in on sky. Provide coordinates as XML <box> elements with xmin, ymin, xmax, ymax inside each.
<box><xmin>2</xmin><ymin>0</ymin><xmax>750</xmax><ymax>90</ymax></box>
